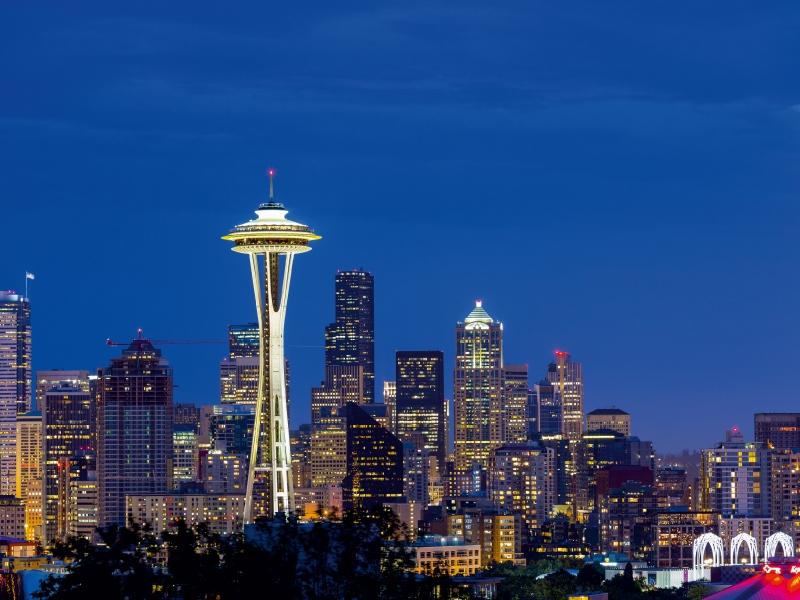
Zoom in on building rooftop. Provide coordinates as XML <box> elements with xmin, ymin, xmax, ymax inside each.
<box><xmin>464</xmin><ymin>301</ymin><xmax>493</xmax><ymax>324</ymax></box>
<box><xmin>587</xmin><ymin>408</ymin><xmax>630</xmax><ymax>416</ymax></box>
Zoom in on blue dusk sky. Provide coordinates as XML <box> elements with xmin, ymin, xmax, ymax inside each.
<box><xmin>2</xmin><ymin>2</ymin><xmax>799</xmax><ymax>452</ymax></box>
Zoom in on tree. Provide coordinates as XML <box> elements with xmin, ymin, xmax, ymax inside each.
<box><xmin>687</xmin><ymin>583</ymin><xmax>711</xmax><ymax>600</ymax></box>
<box><xmin>577</xmin><ymin>562</ymin><xmax>605</xmax><ymax>590</ymax></box>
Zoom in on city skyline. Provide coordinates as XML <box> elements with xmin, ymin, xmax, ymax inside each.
<box><xmin>3</xmin><ymin>3</ymin><xmax>800</xmax><ymax>457</ymax></box>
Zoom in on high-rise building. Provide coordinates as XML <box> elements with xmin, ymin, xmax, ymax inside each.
<box><xmin>229</xmin><ymin>323</ymin><xmax>260</xmax><ymax>359</ymax></box>
<box><xmin>208</xmin><ymin>404</ymin><xmax>256</xmax><ymax>458</ymax></box>
<box><xmin>488</xmin><ymin>440</ymin><xmax>556</xmax><ymax>535</ymax></box>
<box><xmin>0</xmin><ymin>291</ymin><xmax>31</xmax><ymax>495</ymax></box>
<box><xmin>755</xmin><ymin>413</ymin><xmax>800</xmax><ymax>449</ymax></box>
<box><xmin>25</xmin><ymin>478</ymin><xmax>42</xmax><ymax>542</ymax></box>
<box><xmin>325</xmin><ymin>270</ymin><xmax>374</xmax><ymax>403</ymax></box>
<box><xmin>35</xmin><ymin>370</ymin><xmax>90</xmax><ymax>399</ymax></box>
<box><xmin>310</xmin><ymin>420</ymin><xmax>347</xmax><ymax>487</ymax></box>
<box><xmin>771</xmin><ymin>449</ymin><xmax>800</xmax><ymax>549</ymax></box>
<box><xmin>42</xmin><ymin>384</ymin><xmax>92</xmax><ymax>541</ymax></box>
<box><xmin>599</xmin><ymin>482</ymin><xmax>657</xmax><ymax>561</ymax></box>
<box><xmin>173</xmin><ymin>426</ymin><xmax>199</xmax><ymax>486</ymax></box>
<box><xmin>575</xmin><ymin>429</ymin><xmax>654</xmax><ymax>517</ymax></box>
<box><xmin>700</xmin><ymin>428</ymin><xmax>770</xmax><ymax>518</ymax></box>
<box><xmin>311</xmin><ymin>365</ymin><xmax>364</xmax><ymax>425</ymax></box>
<box><xmin>65</xmin><ymin>450</ymin><xmax>98</xmax><ymax>540</ymax></box>
<box><xmin>586</xmin><ymin>408</ymin><xmax>630</xmax><ymax>436</ymax></box>
<box><xmin>403</xmin><ymin>442</ymin><xmax>430</xmax><ymax>507</ymax></box>
<box><xmin>97</xmin><ymin>334</ymin><xmax>174</xmax><ymax>527</ymax></box>
<box><xmin>546</xmin><ymin>352</ymin><xmax>583</xmax><ymax>460</ymax></box>
<box><xmin>383</xmin><ymin>381</ymin><xmax>396</xmax><ymax>434</ymax></box>
<box><xmin>396</xmin><ymin>351</ymin><xmax>446</xmax><ymax>471</ymax></box>
<box><xmin>503</xmin><ymin>365</ymin><xmax>529</xmax><ymax>443</ymax></box>
<box><xmin>205</xmin><ymin>450</ymin><xmax>245</xmax><ymax>494</ymax></box>
<box><xmin>174</xmin><ymin>403</ymin><xmax>201</xmax><ymax>433</ymax></box>
<box><xmin>341</xmin><ymin>402</ymin><xmax>403</xmax><ymax>510</ymax></box>
<box><xmin>16</xmin><ymin>410</ymin><xmax>41</xmax><ymax>500</ymax></box>
<box><xmin>533</xmin><ymin>381</ymin><xmax>560</xmax><ymax>436</ymax></box>
<box><xmin>454</xmin><ymin>301</ymin><xmax>503</xmax><ymax>471</ymax></box>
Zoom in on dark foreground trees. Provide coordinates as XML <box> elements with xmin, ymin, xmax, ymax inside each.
<box><xmin>33</xmin><ymin>507</ymin><xmax>471</xmax><ymax>600</ymax></box>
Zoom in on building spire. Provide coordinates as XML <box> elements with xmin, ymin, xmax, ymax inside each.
<box><xmin>268</xmin><ymin>169</ymin><xmax>274</xmax><ymax>200</ymax></box>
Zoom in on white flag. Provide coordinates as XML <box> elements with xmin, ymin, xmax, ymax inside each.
<box><xmin>26</xmin><ymin>272</ymin><xmax>34</xmax><ymax>280</ymax></box>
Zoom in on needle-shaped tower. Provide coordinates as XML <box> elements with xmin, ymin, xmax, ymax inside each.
<box><xmin>223</xmin><ymin>171</ymin><xmax>320</xmax><ymax>522</ymax></box>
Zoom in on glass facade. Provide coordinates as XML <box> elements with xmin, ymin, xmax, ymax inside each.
<box><xmin>396</xmin><ymin>351</ymin><xmax>446</xmax><ymax>471</ymax></box>
<box><xmin>97</xmin><ymin>337</ymin><xmax>173</xmax><ymax>527</ymax></box>
<box><xmin>42</xmin><ymin>385</ymin><xmax>92</xmax><ymax>542</ymax></box>
<box><xmin>0</xmin><ymin>292</ymin><xmax>31</xmax><ymax>495</ymax></box>
<box><xmin>325</xmin><ymin>270</ymin><xmax>374</xmax><ymax>403</ymax></box>
<box><xmin>342</xmin><ymin>402</ymin><xmax>403</xmax><ymax>509</ymax></box>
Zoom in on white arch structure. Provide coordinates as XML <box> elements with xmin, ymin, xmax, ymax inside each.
<box><xmin>730</xmin><ymin>533</ymin><xmax>759</xmax><ymax>565</ymax></box>
<box><xmin>765</xmin><ymin>532</ymin><xmax>795</xmax><ymax>560</ymax></box>
<box><xmin>694</xmin><ymin>533</ymin><xmax>725</xmax><ymax>569</ymax></box>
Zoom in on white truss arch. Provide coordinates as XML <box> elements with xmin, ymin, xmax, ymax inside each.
<box><xmin>730</xmin><ymin>533</ymin><xmax>758</xmax><ymax>565</ymax></box>
<box><xmin>765</xmin><ymin>532</ymin><xmax>795</xmax><ymax>560</ymax></box>
<box><xmin>694</xmin><ymin>533</ymin><xmax>725</xmax><ymax>569</ymax></box>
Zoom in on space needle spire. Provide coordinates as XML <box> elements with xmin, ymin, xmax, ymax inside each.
<box><xmin>223</xmin><ymin>171</ymin><xmax>320</xmax><ymax>522</ymax></box>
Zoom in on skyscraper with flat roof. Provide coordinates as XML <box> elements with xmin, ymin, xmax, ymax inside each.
<box><xmin>754</xmin><ymin>413</ymin><xmax>800</xmax><ymax>449</ymax></box>
<box><xmin>587</xmin><ymin>408</ymin><xmax>630</xmax><ymax>436</ymax></box>
<box><xmin>35</xmin><ymin>370</ymin><xmax>90</xmax><ymax>399</ymax></box>
<box><xmin>396</xmin><ymin>351</ymin><xmax>446</xmax><ymax>471</ymax></box>
<box><xmin>16</xmin><ymin>410</ymin><xmax>41</xmax><ymax>501</ymax></box>
<box><xmin>42</xmin><ymin>384</ymin><xmax>92</xmax><ymax>542</ymax></box>
<box><xmin>546</xmin><ymin>352</ymin><xmax>583</xmax><ymax>463</ymax></box>
<box><xmin>0</xmin><ymin>291</ymin><xmax>31</xmax><ymax>495</ymax></box>
<box><xmin>325</xmin><ymin>270</ymin><xmax>375</xmax><ymax>403</ymax></box>
<box><xmin>503</xmin><ymin>364</ymin><xmax>529</xmax><ymax>443</ymax></box>
<box><xmin>453</xmin><ymin>301</ymin><xmax>503</xmax><ymax>470</ymax></box>
<box><xmin>97</xmin><ymin>334</ymin><xmax>174</xmax><ymax>527</ymax></box>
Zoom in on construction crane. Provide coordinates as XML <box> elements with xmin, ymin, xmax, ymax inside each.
<box><xmin>106</xmin><ymin>329</ymin><xmax>227</xmax><ymax>348</ymax></box>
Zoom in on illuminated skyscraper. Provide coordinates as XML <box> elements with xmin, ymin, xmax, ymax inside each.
<box><xmin>453</xmin><ymin>301</ymin><xmax>503</xmax><ymax>470</ymax></box>
<box><xmin>42</xmin><ymin>384</ymin><xmax>92</xmax><ymax>542</ymax></box>
<box><xmin>0</xmin><ymin>291</ymin><xmax>31</xmax><ymax>495</ymax></box>
<box><xmin>396</xmin><ymin>351</ymin><xmax>446</xmax><ymax>471</ymax></box>
<box><xmin>16</xmin><ymin>410</ymin><xmax>42</xmax><ymax>501</ymax></box>
<box><xmin>97</xmin><ymin>335</ymin><xmax>174</xmax><ymax>527</ymax></box>
<box><xmin>311</xmin><ymin>365</ymin><xmax>364</xmax><ymax>425</ymax></box>
<box><xmin>325</xmin><ymin>270</ymin><xmax>374</xmax><ymax>403</ymax></box>
<box><xmin>384</xmin><ymin>381</ymin><xmax>396</xmax><ymax>434</ymax></box>
<box><xmin>222</xmin><ymin>174</ymin><xmax>319</xmax><ymax>521</ymax></box>
<box><xmin>502</xmin><ymin>364</ymin><xmax>529</xmax><ymax>443</ymax></box>
<box><xmin>546</xmin><ymin>352</ymin><xmax>583</xmax><ymax>461</ymax></box>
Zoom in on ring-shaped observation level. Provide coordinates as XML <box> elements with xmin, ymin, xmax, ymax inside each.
<box><xmin>222</xmin><ymin>201</ymin><xmax>321</xmax><ymax>254</ymax></box>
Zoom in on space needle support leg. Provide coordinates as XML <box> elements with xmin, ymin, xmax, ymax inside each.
<box><xmin>244</xmin><ymin>252</ymin><xmax>265</xmax><ymax>525</ymax></box>
<box><xmin>266</xmin><ymin>252</ymin><xmax>295</xmax><ymax>515</ymax></box>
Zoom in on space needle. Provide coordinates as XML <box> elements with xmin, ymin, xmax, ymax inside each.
<box><xmin>223</xmin><ymin>171</ymin><xmax>320</xmax><ymax>523</ymax></box>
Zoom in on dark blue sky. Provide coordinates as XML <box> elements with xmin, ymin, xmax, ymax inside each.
<box><xmin>2</xmin><ymin>2</ymin><xmax>799</xmax><ymax>452</ymax></box>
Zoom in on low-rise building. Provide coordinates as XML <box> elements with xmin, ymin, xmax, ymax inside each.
<box><xmin>411</xmin><ymin>535</ymin><xmax>482</xmax><ymax>576</ymax></box>
<box><xmin>0</xmin><ymin>497</ymin><xmax>26</xmax><ymax>540</ymax></box>
<box><xmin>654</xmin><ymin>509</ymin><xmax>719</xmax><ymax>568</ymax></box>
<box><xmin>126</xmin><ymin>492</ymin><xmax>245</xmax><ymax>535</ymax></box>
